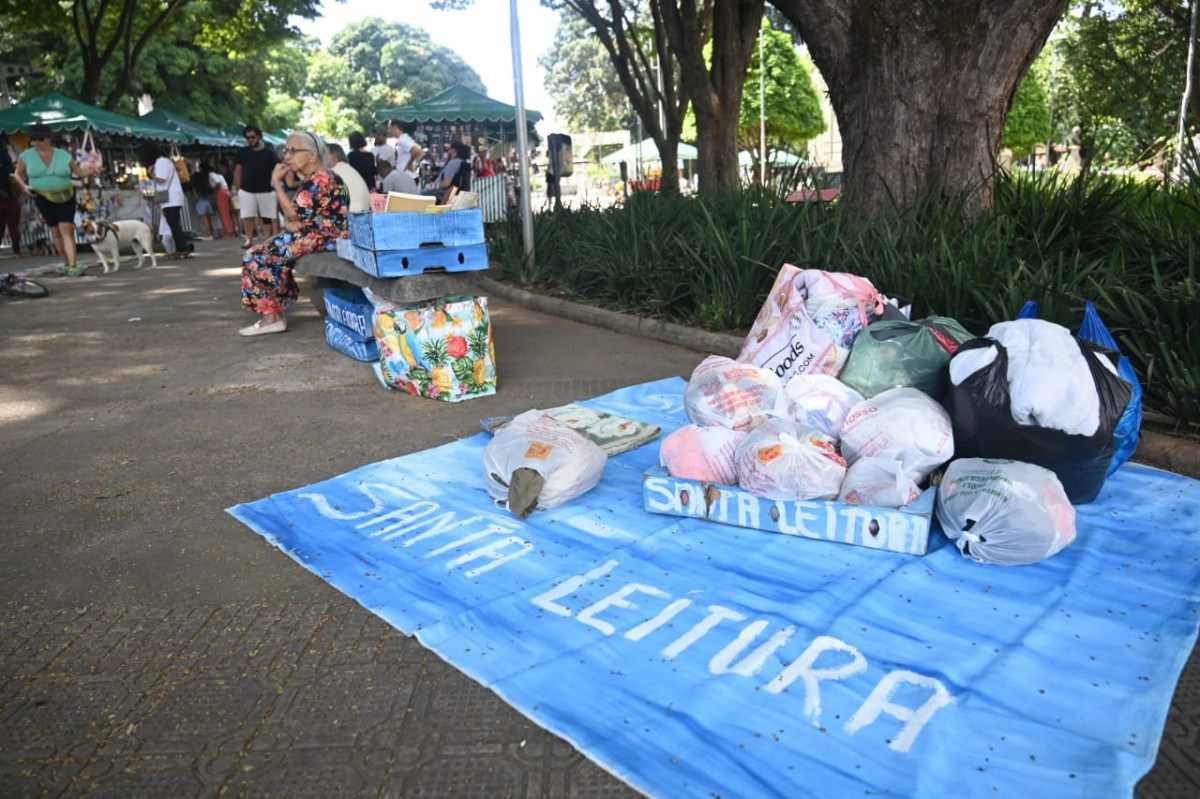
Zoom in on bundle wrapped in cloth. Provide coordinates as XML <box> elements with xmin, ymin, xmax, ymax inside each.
<box><xmin>734</xmin><ymin>418</ymin><xmax>847</xmax><ymax>501</ymax></box>
<box><xmin>839</xmin><ymin>387</ymin><xmax>955</xmax><ymax>481</ymax></box>
<box><xmin>936</xmin><ymin>458</ymin><xmax>1077</xmax><ymax>566</ymax></box>
<box><xmin>782</xmin><ymin>374</ymin><xmax>864</xmax><ymax>439</ymax></box>
<box><xmin>684</xmin><ymin>355</ymin><xmax>784</xmax><ymax>431</ymax></box>
<box><xmin>947</xmin><ymin>318</ymin><xmax>1131</xmax><ymax>503</ymax></box>
<box><xmin>737</xmin><ymin>265</ymin><xmax>886</xmax><ymax>383</ymax></box>
<box><xmin>659</xmin><ymin>424</ymin><xmax>746</xmax><ymax>485</ymax></box>
<box><xmin>483</xmin><ymin>411</ymin><xmax>607</xmax><ymax>518</ymax></box>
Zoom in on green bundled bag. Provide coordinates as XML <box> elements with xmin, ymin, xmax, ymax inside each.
<box><xmin>839</xmin><ymin>316</ymin><xmax>973</xmax><ymax>400</ymax></box>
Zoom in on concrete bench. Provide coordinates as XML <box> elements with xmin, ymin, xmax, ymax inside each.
<box><xmin>294</xmin><ymin>252</ymin><xmax>484</xmax><ymax>309</ymax></box>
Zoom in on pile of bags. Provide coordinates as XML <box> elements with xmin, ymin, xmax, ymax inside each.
<box><xmin>660</xmin><ymin>264</ymin><xmax>1142</xmax><ymax>567</ymax></box>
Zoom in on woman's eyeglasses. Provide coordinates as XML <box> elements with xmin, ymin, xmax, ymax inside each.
<box><xmin>281</xmin><ymin>146</ymin><xmax>313</xmax><ymax>157</ymax></box>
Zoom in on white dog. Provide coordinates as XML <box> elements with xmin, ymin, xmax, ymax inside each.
<box><xmin>83</xmin><ymin>219</ymin><xmax>158</xmax><ymax>273</ymax></box>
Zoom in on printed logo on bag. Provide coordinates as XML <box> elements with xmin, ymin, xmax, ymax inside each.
<box><xmin>757</xmin><ymin>444</ymin><xmax>784</xmax><ymax>464</ymax></box>
<box><xmin>928</xmin><ymin>326</ymin><xmax>962</xmax><ymax>354</ymax></box>
<box><xmin>766</xmin><ymin>337</ymin><xmax>815</xmax><ymax>379</ymax></box>
<box><xmin>525</xmin><ymin>442</ymin><xmax>554</xmax><ymax>460</ymax></box>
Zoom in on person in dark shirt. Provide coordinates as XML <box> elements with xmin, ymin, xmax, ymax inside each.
<box><xmin>346</xmin><ymin>131</ymin><xmax>377</xmax><ymax>191</ymax></box>
<box><xmin>233</xmin><ymin>125</ymin><xmax>280</xmax><ymax>247</ymax></box>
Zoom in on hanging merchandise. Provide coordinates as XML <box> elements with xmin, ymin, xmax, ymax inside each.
<box><xmin>737</xmin><ymin>265</ymin><xmax>886</xmax><ymax>383</ymax></box>
<box><xmin>936</xmin><ymin>458</ymin><xmax>1077</xmax><ymax>566</ymax></box>
<box><xmin>684</xmin><ymin>355</ymin><xmax>785</xmax><ymax>432</ymax></box>
<box><xmin>734</xmin><ymin>418</ymin><xmax>847</xmax><ymax>501</ymax></box>
<box><xmin>838</xmin><ymin>457</ymin><xmax>922</xmax><ymax>508</ymax></box>
<box><xmin>1016</xmin><ymin>301</ymin><xmax>1143</xmax><ymax>476</ymax></box>
<box><xmin>947</xmin><ymin>319</ymin><xmax>1131</xmax><ymax>504</ymax></box>
<box><xmin>838</xmin><ymin>316</ymin><xmax>974</xmax><ymax>401</ymax></box>
<box><xmin>169</xmin><ymin>144</ymin><xmax>190</xmax><ymax>183</ymax></box>
<box><xmin>75</xmin><ymin>129</ymin><xmax>103</xmax><ymax>178</ymax></box>
<box><xmin>659</xmin><ymin>424</ymin><xmax>746</xmax><ymax>485</ymax></box>
<box><xmin>483</xmin><ymin>410</ymin><xmax>607</xmax><ymax>518</ymax></box>
<box><xmin>782</xmin><ymin>374</ymin><xmax>864</xmax><ymax>439</ymax></box>
<box><xmin>840</xmin><ymin>387</ymin><xmax>955</xmax><ymax>481</ymax></box>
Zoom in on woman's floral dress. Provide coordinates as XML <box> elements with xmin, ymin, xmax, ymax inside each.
<box><xmin>241</xmin><ymin>169</ymin><xmax>349</xmax><ymax>315</ymax></box>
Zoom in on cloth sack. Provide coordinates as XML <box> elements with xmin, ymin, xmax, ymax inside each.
<box><xmin>947</xmin><ymin>319</ymin><xmax>1131</xmax><ymax>503</ymax></box>
<box><xmin>936</xmin><ymin>458</ymin><xmax>1077</xmax><ymax>566</ymax></box>
<box><xmin>75</xmin><ymin>129</ymin><xmax>103</xmax><ymax>178</ymax></box>
<box><xmin>1017</xmin><ymin>300</ymin><xmax>1143</xmax><ymax>476</ymax></box>
<box><xmin>782</xmin><ymin>374</ymin><xmax>864</xmax><ymax>439</ymax></box>
<box><xmin>734</xmin><ymin>418</ymin><xmax>847</xmax><ymax>501</ymax></box>
<box><xmin>684</xmin><ymin>355</ymin><xmax>784</xmax><ymax>432</ymax></box>
<box><xmin>838</xmin><ymin>316</ymin><xmax>973</xmax><ymax>400</ymax></box>
<box><xmin>737</xmin><ymin>265</ymin><xmax>885</xmax><ymax>383</ymax></box>
<box><xmin>840</xmin><ymin>387</ymin><xmax>955</xmax><ymax>480</ymax></box>
<box><xmin>659</xmin><ymin>424</ymin><xmax>746</xmax><ymax>485</ymax></box>
<box><xmin>838</xmin><ymin>457</ymin><xmax>922</xmax><ymax>507</ymax></box>
<box><xmin>483</xmin><ymin>410</ymin><xmax>607</xmax><ymax>518</ymax></box>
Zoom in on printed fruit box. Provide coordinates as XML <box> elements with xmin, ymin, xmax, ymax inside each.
<box><xmin>351</xmin><ymin>242</ymin><xmax>489</xmax><ymax>278</ymax></box>
<box><xmin>642</xmin><ymin>466</ymin><xmax>935</xmax><ymax>556</ymax></box>
<box><xmin>323</xmin><ymin>285</ymin><xmax>373</xmax><ymax>341</ymax></box>
<box><xmin>349</xmin><ymin>209</ymin><xmax>484</xmax><ymax>252</ymax></box>
<box><xmin>324</xmin><ymin>318</ymin><xmax>379</xmax><ymax>363</ymax></box>
<box><xmin>372</xmin><ymin>294</ymin><xmax>497</xmax><ymax>403</ymax></box>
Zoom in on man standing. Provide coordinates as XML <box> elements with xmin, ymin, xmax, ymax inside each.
<box><xmin>233</xmin><ymin>126</ymin><xmax>279</xmax><ymax>248</ymax></box>
<box><xmin>386</xmin><ymin>119</ymin><xmax>424</xmax><ymax>182</ymax></box>
<box><xmin>371</xmin><ymin>131</ymin><xmax>395</xmax><ymax>170</ymax></box>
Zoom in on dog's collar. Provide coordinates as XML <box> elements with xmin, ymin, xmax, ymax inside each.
<box><xmin>93</xmin><ymin>220</ymin><xmax>118</xmax><ymax>239</ymax></box>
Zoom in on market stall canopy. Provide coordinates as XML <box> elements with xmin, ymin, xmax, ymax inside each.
<box><xmin>738</xmin><ymin>149</ymin><xmax>804</xmax><ymax>167</ymax></box>
<box><xmin>142</xmin><ymin>109</ymin><xmax>241</xmax><ymax>148</ymax></box>
<box><xmin>0</xmin><ymin>92</ymin><xmax>189</xmax><ymax>142</ymax></box>
<box><xmin>600</xmin><ymin>138</ymin><xmax>699</xmax><ymax>166</ymax></box>
<box><xmin>375</xmin><ymin>85</ymin><xmax>542</xmax><ymax>127</ymax></box>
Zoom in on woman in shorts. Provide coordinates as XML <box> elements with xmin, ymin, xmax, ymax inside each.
<box><xmin>14</xmin><ymin>125</ymin><xmax>82</xmax><ymax>275</ymax></box>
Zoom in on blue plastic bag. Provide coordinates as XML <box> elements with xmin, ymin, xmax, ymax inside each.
<box><xmin>1017</xmin><ymin>300</ymin><xmax>1143</xmax><ymax>474</ymax></box>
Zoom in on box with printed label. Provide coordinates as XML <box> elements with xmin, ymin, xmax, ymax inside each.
<box><xmin>325</xmin><ymin>318</ymin><xmax>379</xmax><ymax>363</ymax></box>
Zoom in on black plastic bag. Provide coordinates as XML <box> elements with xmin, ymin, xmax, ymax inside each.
<box><xmin>946</xmin><ymin>336</ymin><xmax>1131</xmax><ymax>504</ymax></box>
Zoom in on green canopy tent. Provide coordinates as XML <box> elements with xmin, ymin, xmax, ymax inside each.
<box><xmin>375</xmin><ymin>85</ymin><xmax>541</xmax><ymax>153</ymax></box>
<box><xmin>0</xmin><ymin>93</ymin><xmax>188</xmax><ymax>142</ymax></box>
<box><xmin>141</xmin><ymin>109</ymin><xmax>242</xmax><ymax>148</ymax></box>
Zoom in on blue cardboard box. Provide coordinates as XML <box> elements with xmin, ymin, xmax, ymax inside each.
<box><xmin>349</xmin><ymin>209</ymin><xmax>484</xmax><ymax>251</ymax></box>
<box><xmin>324</xmin><ymin>317</ymin><xmax>379</xmax><ymax>362</ymax></box>
<box><xmin>322</xmin><ymin>286</ymin><xmax>374</xmax><ymax>342</ymax></box>
<box><xmin>351</xmin><ymin>242</ymin><xmax>489</xmax><ymax>278</ymax></box>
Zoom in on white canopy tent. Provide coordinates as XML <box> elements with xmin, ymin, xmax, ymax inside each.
<box><xmin>600</xmin><ymin>138</ymin><xmax>699</xmax><ymax>166</ymax></box>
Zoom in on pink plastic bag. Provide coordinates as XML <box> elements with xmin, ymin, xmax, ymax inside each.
<box><xmin>660</xmin><ymin>424</ymin><xmax>746</xmax><ymax>485</ymax></box>
<box><xmin>737</xmin><ymin>265</ymin><xmax>884</xmax><ymax>383</ymax></box>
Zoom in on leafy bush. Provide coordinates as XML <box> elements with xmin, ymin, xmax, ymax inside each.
<box><xmin>489</xmin><ymin>172</ymin><xmax>1200</xmax><ymax>424</ymax></box>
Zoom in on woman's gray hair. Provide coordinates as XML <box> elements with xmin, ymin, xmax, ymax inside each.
<box><xmin>291</xmin><ymin>130</ymin><xmax>326</xmax><ymax>159</ymax></box>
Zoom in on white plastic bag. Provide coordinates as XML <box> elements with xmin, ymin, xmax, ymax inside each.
<box><xmin>783</xmin><ymin>374</ymin><xmax>864</xmax><ymax>439</ymax></box>
<box><xmin>737</xmin><ymin>265</ymin><xmax>885</xmax><ymax>382</ymax></box>
<box><xmin>483</xmin><ymin>410</ymin><xmax>607</xmax><ymax>518</ymax></box>
<box><xmin>734</xmin><ymin>418</ymin><xmax>846</xmax><ymax>501</ymax></box>
<box><xmin>838</xmin><ymin>457</ymin><xmax>921</xmax><ymax>507</ymax></box>
<box><xmin>660</xmin><ymin>424</ymin><xmax>746</xmax><ymax>485</ymax></box>
<box><xmin>684</xmin><ymin>355</ymin><xmax>785</xmax><ymax>431</ymax></box>
<box><xmin>936</xmin><ymin>458</ymin><xmax>1077</xmax><ymax>566</ymax></box>
<box><xmin>840</xmin><ymin>387</ymin><xmax>954</xmax><ymax>480</ymax></box>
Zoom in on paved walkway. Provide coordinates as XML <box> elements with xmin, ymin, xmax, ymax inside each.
<box><xmin>1</xmin><ymin>240</ymin><xmax>1197</xmax><ymax>797</ymax></box>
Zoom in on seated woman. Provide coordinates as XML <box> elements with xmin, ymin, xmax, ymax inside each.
<box><xmin>239</xmin><ymin>131</ymin><xmax>349</xmax><ymax>337</ymax></box>
<box><xmin>421</xmin><ymin>141</ymin><xmax>472</xmax><ymax>204</ymax></box>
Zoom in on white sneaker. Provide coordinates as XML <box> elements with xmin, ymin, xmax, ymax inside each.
<box><xmin>239</xmin><ymin>318</ymin><xmax>287</xmax><ymax>336</ymax></box>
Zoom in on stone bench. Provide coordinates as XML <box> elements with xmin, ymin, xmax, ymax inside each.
<box><xmin>294</xmin><ymin>252</ymin><xmax>485</xmax><ymax>309</ymax></box>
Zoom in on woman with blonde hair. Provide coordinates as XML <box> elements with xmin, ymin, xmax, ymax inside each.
<box><xmin>239</xmin><ymin>131</ymin><xmax>349</xmax><ymax>336</ymax></box>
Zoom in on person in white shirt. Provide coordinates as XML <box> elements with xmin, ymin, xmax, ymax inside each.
<box><xmin>324</xmin><ymin>143</ymin><xmax>371</xmax><ymax>213</ymax></box>
<box><xmin>140</xmin><ymin>142</ymin><xmax>192</xmax><ymax>257</ymax></box>
<box><xmin>387</xmin><ymin>119</ymin><xmax>424</xmax><ymax>179</ymax></box>
<box><xmin>371</xmin><ymin>131</ymin><xmax>395</xmax><ymax>170</ymax></box>
<box><xmin>378</xmin><ymin>159</ymin><xmax>418</xmax><ymax>195</ymax></box>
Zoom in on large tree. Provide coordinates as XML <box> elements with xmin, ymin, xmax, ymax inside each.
<box><xmin>658</xmin><ymin>0</ymin><xmax>765</xmax><ymax>192</ymax></box>
<box><xmin>322</xmin><ymin>18</ymin><xmax>487</xmax><ymax>133</ymax></box>
<box><xmin>540</xmin><ymin>11</ymin><xmax>632</xmax><ymax>132</ymax></box>
<box><xmin>771</xmin><ymin>0</ymin><xmax>1068</xmax><ymax>218</ymax></box>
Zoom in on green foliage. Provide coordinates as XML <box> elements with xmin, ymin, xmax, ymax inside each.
<box><xmin>738</xmin><ymin>20</ymin><xmax>824</xmax><ymax>153</ymax></box>
<box><xmin>321</xmin><ymin>17</ymin><xmax>487</xmax><ymax>133</ymax></box>
<box><xmin>1003</xmin><ymin>61</ymin><xmax>1052</xmax><ymax>159</ymax></box>
<box><xmin>540</xmin><ymin>10</ymin><xmax>632</xmax><ymax>132</ymax></box>
<box><xmin>491</xmin><ymin>173</ymin><xmax>1200</xmax><ymax>423</ymax></box>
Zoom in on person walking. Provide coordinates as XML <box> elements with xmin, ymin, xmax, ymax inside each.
<box><xmin>14</xmin><ymin>125</ymin><xmax>82</xmax><ymax>274</ymax></box>
<box><xmin>0</xmin><ymin>133</ymin><xmax>22</xmax><ymax>256</ymax></box>
<box><xmin>233</xmin><ymin>125</ymin><xmax>279</xmax><ymax>248</ymax></box>
<box><xmin>203</xmin><ymin>161</ymin><xmax>236</xmax><ymax>238</ymax></box>
<box><xmin>141</xmin><ymin>143</ymin><xmax>192</xmax><ymax>258</ymax></box>
<box><xmin>191</xmin><ymin>163</ymin><xmax>218</xmax><ymax>239</ymax></box>
<box><xmin>346</xmin><ymin>132</ymin><xmax>377</xmax><ymax>191</ymax></box>
<box><xmin>239</xmin><ymin>132</ymin><xmax>349</xmax><ymax>337</ymax></box>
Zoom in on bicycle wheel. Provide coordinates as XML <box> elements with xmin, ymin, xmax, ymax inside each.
<box><xmin>5</xmin><ymin>278</ymin><xmax>50</xmax><ymax>298</ymax></box>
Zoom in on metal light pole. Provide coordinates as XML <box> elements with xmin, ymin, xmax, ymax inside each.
<box><xmin>509</xmin><ymin>0</ymin><xmax>534</xmax><ymax>270</ymax></box>
<box><xmin>758</xmin><ymin>28</ymin><xmax>766</xmax><ymax>185</ymax></box>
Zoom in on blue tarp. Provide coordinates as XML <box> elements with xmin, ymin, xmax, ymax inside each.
<box><xmin>229</xmin><ymin>377</ymin><xmax>1200</xmax><ymax>798</ymax></box>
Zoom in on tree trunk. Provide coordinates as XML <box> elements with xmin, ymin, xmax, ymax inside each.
<box><xmin>772</xmin><ymin>0</ymin><xmax>1068</xmax><ymax>219</ymax></box>
<box><xmin>657</xmin><ymin>137</ymin><xmax>681</xmax><ymax>192</ymax></box>
<box><xmin>695</xmin><ymin>104</ymin><xmax>741</xmax><ymax>190</ymax></box>
<box><xmin>79</xmin><ymin>64</ymin><xmax>102</xmax><ymax>106</ymax></box>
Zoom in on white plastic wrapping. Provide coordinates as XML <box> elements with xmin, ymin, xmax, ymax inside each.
<box><xmin>734</xmin><ymin>418</ymin><xmax>847</xmax><ymax>501</ymax></box>
<box><xmin>782</xmin><ymin>374</ymin><xmax>864</xmax><ymax>439</ymax></box>
<box><xmin>838</xmin><ymin>457</ymin><xmax>922</xmax><ymax>507</ymax></box>
<box><xmin>936</xmin><ymin>458</ymin><xmax>1077</xmax><ymax>566</ymax></box>
<box><xmin>840</xmin><ymin>387</ymin><xmax>954</xmax><ymax>480</ymax></box>
<box><xmin>483</xmin><ymin>411</ymin><xmax>607</xmax><ymax>514</ymax></box>
<box><xmin>659</xmin><ymin>424</ymin><xmax>746</xmax><ymax>485</ymax></box>
<box><xmin>684</xmin><ymin>355</ymin><xmax>785</xmax><ymax>432</ymax></box>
